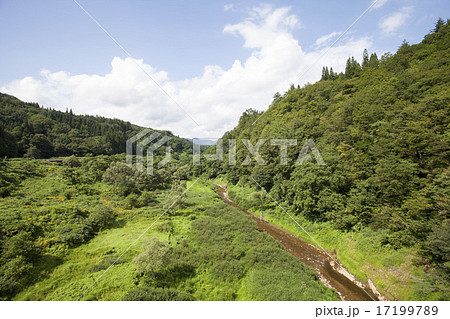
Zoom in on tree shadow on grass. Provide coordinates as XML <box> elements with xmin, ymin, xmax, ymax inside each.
<box><xmin>27</xmin><ymin>254</ymin><xmax>64</xmax><ymax>284</ymax></box>
<box><xmin>110</xmin><ymin>218</ymin><xmax>126</xmax><ymax>229</ymax></box>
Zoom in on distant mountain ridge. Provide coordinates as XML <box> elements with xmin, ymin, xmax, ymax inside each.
<box><xmin>186</xmin><ymin>138</ymin><xmax>217</xmax><ymax>146</ymax></box>
<box><xmin>0</xmin><ymin>93</ymin><xmax>192</xmax><ymax>158</ymax></box>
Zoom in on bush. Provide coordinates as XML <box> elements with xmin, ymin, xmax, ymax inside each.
<box><xmin>102</xmin><ymin>162</ymin><xmax>150</xmax><ymax>195</ymax></box>
<box><xmin>1</xmin><ymin>231</ymin><xmax>41</xmax><ymax>263</ymax></box>
<box><xmin>91</xmin><ymin>255</ymin><xmax>126</xmax><ymax>273</ymax></box>
<box><xmin>156</xmin><ymin>221</ymin><xmax>173</xmax><ymax>233</ymax></box>
<box><xmin>55</xmin><ymin>220</ymin><xmax>95</xmax><ymax>246</ymax></box>
<box><xmin>228</xmin><ymin>170</ymin><xmax>240</xmax><ymax>185</ymax></box>
<box><xmin>124</xmin><ymin>193</ymin><xmax>140</xmax><ymax>209</ymax></box>
<box><xmin>133</xmin><ymin>237</ymin><xmax>172</xmax><ymax>278</ymax></box>
<box><xmin>86</xmin><ymin>158</ymin><xmax>109</xmax><ymax>181</ymax></box>
<box><xmin>173</xmin><ymin>165</ymin><xmax>190</xmax><ymax>180</ymax></box>
<box><xmin>64</xmin><ymin>188</ymin><xmax>75</xmax><ymax>200</ymax></box>
<box><xmin>75</xmin><ymin>184</ymin><xmax>99</xmax><ymax>196</ymax></box>
<box><xmin>0</xmin><ymin>256</ymin><xmax>33</xmax><ymax>300</ymax></box>
<box><xmin>138</xmin><ymin>191</ymin><xmax>155</xmax><ymax>207</ymax></box>
<box><xmin>63</xmin><ymin>155</ymin><xmax>81</xmax><ymax>168</ymax></box>
<box><xmin>0</xmin><ymin>230</ymin><xmax>40</xmax><ymax>300</ymax></box>
<box><xmin>90</xmin><ymin>205</ymin><xmax>116</xmax><ymax>231</ymax></box>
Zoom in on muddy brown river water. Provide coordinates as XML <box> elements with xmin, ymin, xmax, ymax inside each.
<box><xmin>215</xmin><ymin>184</ymin><xmax>380</xmax><ymax>301</ymax></box>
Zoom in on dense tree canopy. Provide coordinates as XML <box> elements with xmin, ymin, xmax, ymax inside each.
<box><xmin>0</xmin><ymin>93</ymin><xmax>192</xmax><ymax>158</ymax></box>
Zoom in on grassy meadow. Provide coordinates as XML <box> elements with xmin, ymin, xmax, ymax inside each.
<box><xmin>0</xmin><ymin>157</ymin><xmax>338</xmax><ymax>301</ymax></box>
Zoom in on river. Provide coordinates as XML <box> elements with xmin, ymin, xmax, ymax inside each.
<box><xmin>215</xmin><ymin>184</ymin><xmax>380</xmax><ymax>301</ymax></box>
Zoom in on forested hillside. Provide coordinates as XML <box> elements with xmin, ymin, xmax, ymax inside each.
<box><xmin>204</xmin><ymin>19</ymin><xmax>449</xmax><ymax>299</ymax></box>
<box><xmin>0</xmin><ymin>89</ymin><xmax>337</xmax><ymax>301</ymax></box>
<box><xmin>0</xmin><ymin>93</ymin><xmax>191</xmax><ymax>158</ymax></box>
<box><xmin>0</xmin><ymin>18</ymin><xmax>448</xmax><ymax>302</ymax></box>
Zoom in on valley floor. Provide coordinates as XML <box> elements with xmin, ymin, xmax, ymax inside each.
<box><xmin>219</xmin><ymin>179</ymin><xmax>436</xmax><ymax>301</ymax></box>
<box><xmin>2</xmin><ymin>161</ymin><xmax>336</xmax><ymax>301</ymax></box>
<box><xmin>1</xmin><ymin>158</ymin><xmax>442</xmax><ymax>301</ymax></box>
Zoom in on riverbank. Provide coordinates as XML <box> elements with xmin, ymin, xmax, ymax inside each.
<box><xmin>215</xmin><ymin>179</ymin><xmax>428</xmax><ymax>301</ymax></box>
<box><xmin>215</xmin><ymin>184</ymin><xmax>379</xmax><ymax>301</ymax></box>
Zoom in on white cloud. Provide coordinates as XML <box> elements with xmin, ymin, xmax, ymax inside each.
<box><xmin>1</xmin><ymin>4</ymin><xmax>372</xmax><ymax>138</ymax></box>
<box><xmin>371</xmin><ymin>0</ymin><xmax>389</xmax><ymax>9</ymax></box>
<box><xmin>314</xmin><ymin>31</ymin><xmax>343</xmax><ymax>48</ymax></box>
<box><xmin>379</xmin><ymin>6</ymin><xmax>413</xmax><ymax>33</ymax></box>
<box><xmin>224</xmin><ymin>4</ymin><xmax>235</xmax><ymax>12</ymax></box>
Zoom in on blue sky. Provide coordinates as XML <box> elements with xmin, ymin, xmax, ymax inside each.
<box><xmin>1</xmin><ymin>0</ymin><xmax>448</xmax><ymax>137</ymax></box>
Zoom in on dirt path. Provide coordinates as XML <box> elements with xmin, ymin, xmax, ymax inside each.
<box><xmin>215</xmin><ymin>184</ymin><xmax>380</xmax><ymax>301</ymax></box>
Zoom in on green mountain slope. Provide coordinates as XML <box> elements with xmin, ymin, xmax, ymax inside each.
<box><xmin>206</xmin><ymin>19</ymin><xmax>450</xmax><ymax>299</ymax></box>
<box><xmin>0</xmin><ymin>93</ymin><xmax>192</xmax><ymax>158</ymax></box>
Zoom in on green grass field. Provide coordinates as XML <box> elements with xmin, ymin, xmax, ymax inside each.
<box><xmin>11</xmin><ymin>174</ymin><xmax>213</xmax><ymax>300</ymax></box>
<box><xmin>2</xmin><ymin>160</ymin><xmax>337</xmax><ymax>300</ymax></box>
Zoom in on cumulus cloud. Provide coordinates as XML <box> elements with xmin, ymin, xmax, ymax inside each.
<box><xmin>379</xmin><ymin>6</ymin><xmax>413</xmax><ymax>33</ymax></box>
<box><xmin>1</xmin><ymin>4</ymin><xmax>372</xmax><ymax>138</ymax></box>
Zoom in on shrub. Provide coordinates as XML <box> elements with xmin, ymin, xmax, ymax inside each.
<box><xmin>138</xmin><ymin>190</ymin><xmax>155</xmax><ymax>207</ymax></box>
<box><xmin>124</xmin><ymin>193</ymin><xmax>140</xmax><ymax>209</ymax></box>
<box><xmin>86</xmin><ymin>158</ymin><xmax>109</xmax><ymax>181</ymax></box>
<box><xmin>55</xmin><ymin>220</ymin><xmax>95</xmax><ymax>246</ymax></box>
<box><xmin>251</xmin><ymin>169</ymin><xmax>273</xmax><ymax>191</ymax></box>
<box><xmin>59</xmin><ymin>167</ymin><xmax>82</xmax><ymax>184</ymax></box>
<box><xmin>102</xmin><ymin>162</ymin><xmax>150</xmax><ymax>195</ymax></box>
<box><xmin>91</xmin><ymin>256</ymin><xmax>125</xmax><ymax>273</ymax></box>
<box><xmin>90</xmin><ymin>205</ymin><xmax>116</xmax><ymax>231</ymax></box>
<box><xmin>228</xmin><ymin>170</ymin><xmax>240</xmax><ymax>185</ymax></box>
<box><xmin>63</xmin><ymin>155</ymin><xmax>81</xmax><ymax>168</ymax></box>
<box><xmin>75</xmin><ymin>184</ymin><xmax>100</xmax><ymax>196</ymax></box>
<box><xmin>0</xmin><ymin>256</ymin><xmax>33</xmax><ymax>300</ymax></box>
<box><xmin>1</xmin><ymin>231</ymin><xmax>41</xmax><ymax>263</ymax></box>
<box><xmin>173</xmin><ymin>165</ymin><xmax>190</xmax><ymax>180</ymax></box>
<box><xmin>156</xmin><ymin>221</ymin><xmax>173</xmax><ymax>233</ymax></box>
<box><xmin>133</xmin><ymin>237</ymin><xmax>172</xmax><ymax>278</ymax></box>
